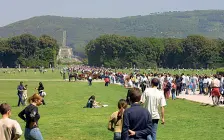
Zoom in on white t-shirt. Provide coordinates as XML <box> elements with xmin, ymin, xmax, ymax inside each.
<box><xmin>0</xmin><ymin>118</ymin><xmax>22</xmax><ymax>140</ymax></box>
<box><xmin>207</xmin><ymin>78</ymin><xmax>212</xmax><ymax>85</ymax></box>
<box><xmin>182</xmin><ymin>75</ymin><xmax>186</xmax><ymax>83</ymax></box>
<box><xmin>127</xmin><ymin>80</ymin><xmax>133</xmax><ymax>87</ymax></box>
<box><xmin>203</xmin><ymin>78</ymin><xmax>208</xmax><ymax>84</ymax></box>
<box><xmin>141</xmin><ymin>87</ymin><xmax>166</xmax><ymax>120</ymax></box>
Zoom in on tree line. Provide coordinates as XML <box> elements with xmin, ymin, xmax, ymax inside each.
<box><xmin>85</xmin><ymin>34</ymin><xmax>224</xmax><ymax>69</ymax></box>
<box><xmin>0</xmin><ymin>34</ymin><xmax>59</xmax><ymax>68</ymax></box>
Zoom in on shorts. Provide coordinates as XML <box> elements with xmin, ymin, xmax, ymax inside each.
<box><xmin>211</xmin><ymin>88</ymin><xmax>221</xmax><ymax>97</ymax></box>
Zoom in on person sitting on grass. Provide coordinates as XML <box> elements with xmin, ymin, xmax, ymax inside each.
<box><xmin>85</xmin><ymin>95</ymin><xmax>103</xmax><ymax>108</ymax></box>
<box><xmin>108</xmin><ymin>99</ymin><xmax>128</xmax><ymax>140</ymax></box>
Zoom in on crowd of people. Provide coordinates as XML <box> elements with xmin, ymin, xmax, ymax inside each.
<box><xmin>1</xmin><ymin>66</ymin><xmax>224</xmax><ymax>140</ymax></box>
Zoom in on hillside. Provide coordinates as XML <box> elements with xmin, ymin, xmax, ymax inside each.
<box><xmin>1</xmin><ymin>10</ymin><xmax>224</xmax><ymax>53</ymax></box>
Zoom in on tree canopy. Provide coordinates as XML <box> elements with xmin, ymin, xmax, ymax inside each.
<box><xmin>85</xmin><ymin>34</ymin><xmax>224</xmax><ymax>69</ymax></box>
<box><xmin>0</xmin><ymin>34</ymin><xmax>59</xmax><ymax>68</ymax></box>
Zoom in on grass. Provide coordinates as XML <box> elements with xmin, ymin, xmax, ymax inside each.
<box><xmin>0</xmin><ymin>71</ymin><xmax>223</xmax><ymax>140</ymax></box>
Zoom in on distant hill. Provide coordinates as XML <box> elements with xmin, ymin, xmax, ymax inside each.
<box><xmin>1</xmin><ymin>10</ymin><xmax>224</xmax><ymax>55</ymax></box>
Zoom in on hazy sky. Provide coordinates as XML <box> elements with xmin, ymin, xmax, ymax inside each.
<box><xmin>0</xmin><ymin>0</ymin><xmax>224</xmax><ymax>26</ymax></box>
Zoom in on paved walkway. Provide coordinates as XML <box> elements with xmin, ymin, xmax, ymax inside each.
<box><xmin>177</xmin><ymin>92</ymin><xmax>224</xmax><ymax>107</ymax></box>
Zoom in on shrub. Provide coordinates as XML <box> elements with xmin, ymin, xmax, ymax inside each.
<box><xmin>216</xmin><ymin>67</ymin><xmax>224</xmax><ymax>75</ymax></box>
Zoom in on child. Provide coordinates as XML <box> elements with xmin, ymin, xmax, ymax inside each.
<box><xmin>23</xmin><ymin>85</ymin><xmax>28</xmax><ymax>105</ymax></box>
<box><xmin>104</xmin><ymin>76</ymin><xmax>110</xmax><ymax>86</ymax></box>
<box><xmin>108</xmin><ymin>99</ymin><xmax>128</xmax><ymax>140</ymax></box>
<box><xmin>171</xmin><ymin>80</ymin><xmax>176</xmax><ymax>100</ymax></box>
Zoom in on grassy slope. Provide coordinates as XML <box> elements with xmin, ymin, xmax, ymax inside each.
<box><xmin>1</xmin><ymin>10</ymin><xmax>224</xmax><ymax>49</ymax></box>
<box><xmin>0</xmin><ymin>71</ymin><xmax>223</xmax><ymax>140</ymax></box>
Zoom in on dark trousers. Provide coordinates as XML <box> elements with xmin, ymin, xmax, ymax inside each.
<box><xmin>39</xmin><ymin>92</ymin><xmax>46</xmax><ymax>105</ymax></box>
<box><xmin>42</xmin><ymin>98</ymin><xmax>46</xmax><ymax>105</ymax></box>
<box><xmin>105</xmin><ymin>82</ymin><xmax>109</xmax><ymax>86</ymax></box>
<box><xmin>88</xmin><ymin>79</ymin><xmax>92</xmax><ymax>86</ymax></box>
<box><xmin>141</xmin><ymin>84</ymin><xmax>146</xmax><ymax>93</ymax></box>
<box><xmin>176</xmin><ymin>86</ymin><xmax>181</xmax><ymax>96</ymax></box>
<box><xmin>17</xmin><ymin>94</ymin><xmax>24</xmax><ymax>106</ymax></box>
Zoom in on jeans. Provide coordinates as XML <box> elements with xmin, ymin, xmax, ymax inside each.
<box><xmin>171</xmin><ymin>89</ymin><xmax>176</xmax><ymax>100</ymax></box>
<box><xmin>147</xmin><ymin>119</ymin><xmax>159</xmax><ymax>140</ymax></box>
<box><xmin>25</xmin><ymin>128</ymin><xmax>43</xmax><ymax>140</ymax></box>
<box><xmin>199</xmin><ymin>85</ymin><xmax>203</xmax><ymax>94</ymax></box>
<box><xmin>18</xmin><ymin>94</ymin><xmax>25</xmax><ymax>106</ymax></box>
<box><xmin>114</xmin><ymin>132</ymin><xmax>121</xmax><ymax>140</ymax></box>
<box><xmin>182</xmin><ymin>83</ymin><xmax>186</xmax><ymax>91</ymax></box>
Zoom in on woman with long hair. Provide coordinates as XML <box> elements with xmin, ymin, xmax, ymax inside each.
<box><xmin>108</xmin><ymin>99</ymin><xmax>128</xmax><ymax>140</ymax></box>
<box><xmin>18</xmin><ymin>93</ymin><xmax>43</xmax><ymax>140</ymax></box>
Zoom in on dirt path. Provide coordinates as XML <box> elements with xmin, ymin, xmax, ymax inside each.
<box><xmin>177</xmin><ymin>92</ymin><xmax>224</xmax><ymax>107</ymax></box>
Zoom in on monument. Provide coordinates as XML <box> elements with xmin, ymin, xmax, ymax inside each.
<box><xmin>58</xmin><ymin>31</ymin><xmax>73</xmax><ymax>59</ymax></box>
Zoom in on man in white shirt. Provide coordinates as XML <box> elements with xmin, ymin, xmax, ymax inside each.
<box><xmin>141</xmin><ymin>78</ymin><xmax>166</xmax><ymax>140</ymax></box>
<box><xmin>181</xmin><ymin>74</ymin><xmax>186</xmax><ymax>91</ymax></box>
<box><xmin>0</xmin><ymin>103</ymin><xmax>22</xmax><ymax>140</ymax></box>
<box><xmin>185</xmin><ymin>75</ymin><xmax>190</xmax><ymax>94</ymax></box>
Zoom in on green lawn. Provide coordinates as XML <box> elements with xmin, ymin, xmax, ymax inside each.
<box><xmin>0</xmin><ymin>69</ymin><xmax>62</xmax><ymax>79</ymax></box>
<box><xmin>0</xmin><ymin>71</ymin><xmax>223</xmax><ymax>140</ymax></box>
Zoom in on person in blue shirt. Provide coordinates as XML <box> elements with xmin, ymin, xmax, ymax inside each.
<box><xmin>17</xmin><ymin>81</ymin><xmax>25</xmax><ymax>107</ymax></box>
<box><xmin>121</xmin><ymin>88</ymin><xmax>152</xmax><ymax>140</ymax></box>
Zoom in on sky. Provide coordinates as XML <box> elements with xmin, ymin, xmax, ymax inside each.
<box><xmin>0</xmin><ymin>0</ymin><xmax>224</xmax><ymax>27</ymax></box>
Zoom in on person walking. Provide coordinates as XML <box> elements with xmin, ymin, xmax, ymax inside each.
<box><xmin>36</xmin><ymin>82</ymin><xmax>46</xmax><ymax>105</ymax></box>
<box><xmin>141</xmin><ymin>78</ymin><xmax>166</xmax><ymax>140</ymax></box>
<box><xmin>18</xmin><ymin>93</ymin><xmax>44</xmax><ymax>140</ymax></box>
<box><xmin>211</xmin><ymin>75</ymin><xmax>221</xmax><ymax>105</ymax></box>
<box><xmin>23</xmin><ymin>85</ymin><xmax>28</xmax><ymax>105</ymax></box>
<box><xmin>88</xmin><ymin>75</ymin><xmax>92</xmax><ymax>86</ymax></box>
<box><xmin>108</xmin><ymin>99</ymin><xmax>128</xmax><ymax>140</ymax></box>
<box><xmin>171</xmin><ymin>80</ymin><xmax>176</xmax><ymax>100</ymax></box>
<box><xmin>17</xmin><ymin>81</ymin><xmax>25</xmax><ymax>107</ymax></box>
<box><xmin>105</xmin><ymin>76</ymin><xmax>110</xmax><ymax>87</ymax></box>
<box><xmin>0</xmin><ymin>103</ymin><xmax>23</xmax><ymax>140</ymax></box>
<box><xmin>121</xmin><ymin>88</ymin><xmax>152</xmax><ymax>140</ymax></box>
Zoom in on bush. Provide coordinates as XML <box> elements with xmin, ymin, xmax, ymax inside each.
<box><xmin>216</xmin><ymin>67</ymin><xmax>224</xmax><ymax>75</ymax></box>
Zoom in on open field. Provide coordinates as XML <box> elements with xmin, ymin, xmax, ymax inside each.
<box><xmin>0</xmin><ymin>68</ymin><xmax>215</xmax><ymax>80</ymax></box>
<box><xmin>0</xmin><ymin>70</ymin><xmax>223</xmax><ymax>140</ymax></box>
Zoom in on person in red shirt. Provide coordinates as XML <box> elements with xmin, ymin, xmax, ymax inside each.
<box><xmin>105</xmin><ymin>76</ymin><xmax>110</xmax><ymax>86</ymax></box>
<box><xmin>171</xmin><ymin>80</ymin><xmax>177</xmax><ymax>100</ymax></box>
